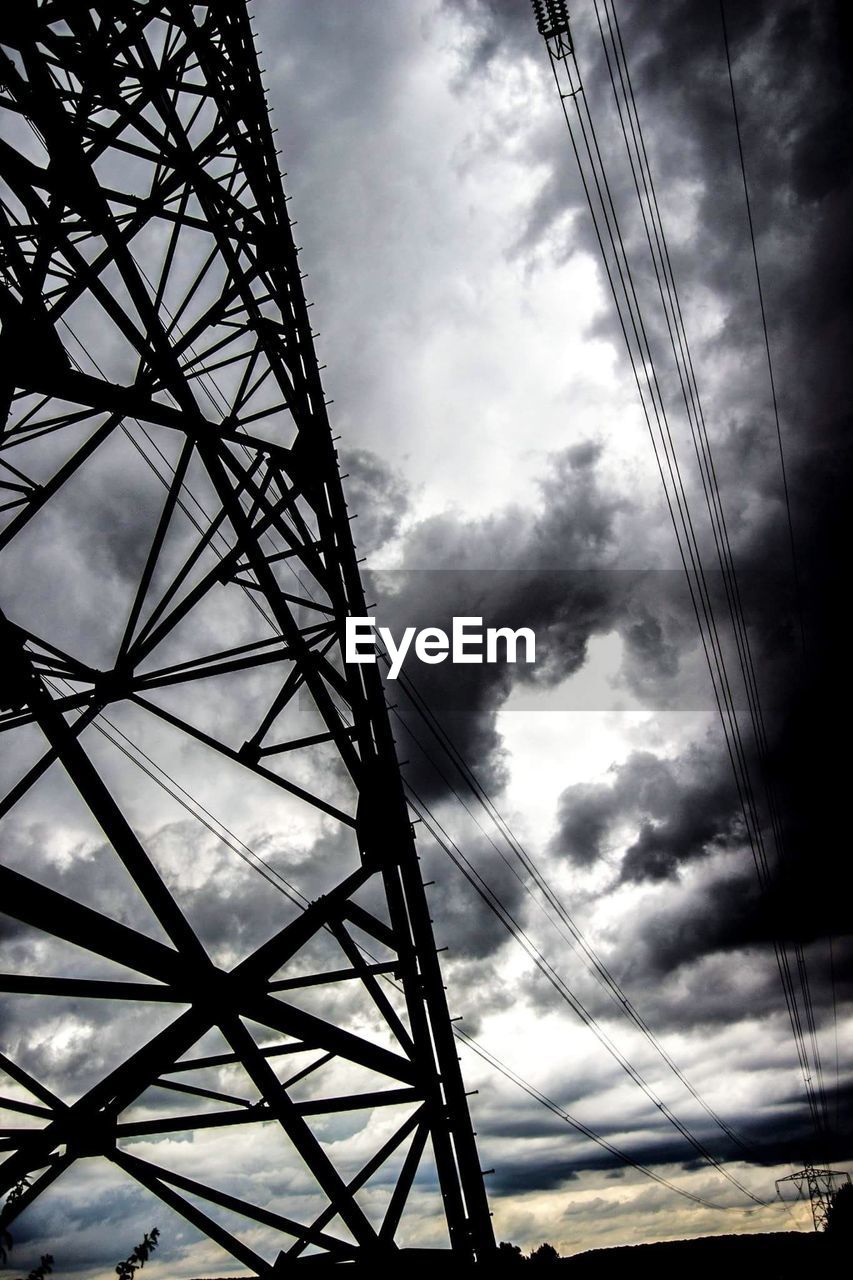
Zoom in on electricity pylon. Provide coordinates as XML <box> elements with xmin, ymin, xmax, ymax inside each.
<box><xmin>776</xmin><ymin>1166</ymin><xmax>851</xmax><ymax>1232</ymax></box>
<box><xmin>0</xmin><ymin>1</ymin><xmax>494</xmax><ymax>1267</ymax></box>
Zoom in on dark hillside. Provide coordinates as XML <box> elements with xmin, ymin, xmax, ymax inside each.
<box><xmin>192</xmin><ymin>1228</ymin><xmax>841</xmax><ymax>1278</ymax></box>
<box><xmin>557</xmin><ymin>1229</ymin><xmax>835</xmax><ymax>1276</ymax></box>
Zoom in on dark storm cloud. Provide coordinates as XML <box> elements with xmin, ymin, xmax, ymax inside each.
<box><xmin>3</xmin><ymin>3</ymin><xmax>851</xmax><ymax>1249</ymax></box>
<box><xmin>366</xmin><ymin>442</ymin><xmax>638</xmax><ymax>797</ymax></box>
<box><xmin>601</xmin><ymin>0</ymin><xmax>853</xmax><ymax>572</ymax></box>
<box><xmin>546</xmin><ymin>707</ymin><xmax>851</xmax><ymax>995</ymax></box>
<box><xmin>261</xmin><ymin>1</ymin><xmax>851</xmax><ymax>970</ymax></box>
<box><xmin>355</xmin><ymin>10</ymin><xmax>853</xmax><ymax>1201</ymax></box>
<box><xmin>550</xmin><ymin>742</ymin><xmax>743</xmax><ymax>879</ymax></box>
<box><xmin>416</xmin><ymin>830</ymin><xmax>532</xmax><ymax>961</ymax></box>
<box><xmin>399</xmin><ymin>441</ymin><xmax>624</xmax><ymax>571</ymax></box>
<box><xmin>443</xmin><ymin>0</ymin><xmax>853</xmax><ymax>553</ymax></box>
<box><xmin>5</xmin><ymin>1179</ymin><xmax>179</xmax><ymax>1269</ymax></box>
<box><xmin>541</xmin><ymin>719</ymin><xmax>852</xmax><ymax>1032</ymax></box>
<box><xmin>419</xmin><ymin>0</ymin><xmax>853</xmax><ymax>984</ymax></box>
<box><xmin>486</xmin><ymin>1082</ymin><xmax>853</xmax><ymax>1193</ymax></box>
<box><xmin>623</xmin><ymin>878</ymin><xmax>853</xmax><ymax>1022</ymax></box>
<box><xmin>340</xmin><ymin>447</ymin><xmax>410</xmax><ymax>555</ymax></box>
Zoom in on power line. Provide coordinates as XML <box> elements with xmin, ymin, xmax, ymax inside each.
<box><xmin>11</xmin><ymin>103</ymin><xmax>776</xmax><ymax>1195</ymax></box>
<box><xmin>41</xmin><ymin>628</ymin><xmax>764</xmax><ymax>1207</ymax></box>
<box><xmin>718</xmin><ymin>0</ymin><xmax>804</xmax><ymax>654</ymax></box>
<box><xmin>389</xmin><ymin>668</ymin><xmax>762</xmax><ymax>1162</ymax></box>
<box><xmin>20</xmin><ymin>152</ymin><xmax>753</xmax><ymax>1182</ymax></box>
<box><xmin>717</xmin><ymin>0</ymin><xmax>832</xmax><ymax>1136</ymax></box>
<box><xmin>605</xmin><ymin>0</ymin><xmax>829</xmax><ymax>1140</ymax></box>
<box><xmin>455</xmin><ymin>1027</ymin><xmax>733</xmax><ymax>1212</ymax></box>
<box><xmin>534</xmin><ymin>1</ymin><xmax>829</xmax><ymax>1141</ymax></box>
<box><xmin>406</xmin><ymin>781</ymin><xmax>767</xmax><ymax>1205</ymax></box>
<box><xmin>61</xmin><ymin>667</ymin><xmax>756</xmax><ymax>1214</ymax></box>
<box><xmin>596</xmin><ymin>0</ymin><xmax>827</xmax><ymax>1134</ymax></box>
<box><xmin>47</xmin><ymin>265</ymin><xmax>774</xmax><ymax>1197</ymax></box>
<box><xmin>52</xmin><ymin>306</ymin><xmax>770</xmax><ymax>1193</ymax></box>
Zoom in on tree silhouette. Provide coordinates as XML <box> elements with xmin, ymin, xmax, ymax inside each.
<box><xmin>21</xmin><ymin>1257</ymin><xmax>53</xmax><ymax>1280</ymax></box>
<box><xmin>825</xmin><ymin>1181</ymin><xmax>853</xmax><ymax>1238</ymax></box>
<box><xmin>497</xmin><ymin>1240</ymin><xmax>525</xmax><ymax>1264</ymax></box>
<box><xmin>0</xmin><ymin>1214</ymin><xmax>160</xmax><ymax>1279</ymax></box>
<box><xmin>1</xmin><ymin>1177</ymin><xmax>31</xmax><ymax>1267</ymax></box>
<box><xmin>529</xmin><ymin>1241</ymin><xmax>560</xmax><ymax>1264</ymax></box>
<box><xmin>115</xmin><ymin>1228</ymin><xmax>160</xmax><ymax>1279</ymax></box>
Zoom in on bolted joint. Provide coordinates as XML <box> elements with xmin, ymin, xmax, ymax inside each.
<box><xmin>66</xmin><ymin>1109</ymin><xmax>117</xmax><ymax>1159</ymax></box>
<box><xmin>238</xmin><ymin>739</ymin><xmax>261</xmax><ymax>765</ymax></box>
<box><xmin>190</xmin><ymin>964</ymin><xmax>249</xmax><ymax>1012</ymax></box>
<box><xmin>93</xmin><ymin>666</ymin><xmax>127</xmax><ymax>703</ymax></box>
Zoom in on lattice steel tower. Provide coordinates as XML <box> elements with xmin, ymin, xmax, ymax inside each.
<box><xmin>0</xmin><ymin>1</ymin><xmax>494</xmax><ymax>1268</ymax></box>
<box><xmin>776</xmin><ymin>1166</ymin><xmax>851</xmax><ymax>1233</ymax></box>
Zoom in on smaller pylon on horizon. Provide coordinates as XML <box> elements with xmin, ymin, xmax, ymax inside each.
<box><xmin>776</xmin><ymin>1165</ymin><xmax>851</xmax><ymax>1232</ymax></box>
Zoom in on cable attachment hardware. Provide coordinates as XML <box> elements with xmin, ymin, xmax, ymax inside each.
<box><xmin>531</xmin><ymin>0</ymin><xmax>573</xmax><ymax>54</ymax></box>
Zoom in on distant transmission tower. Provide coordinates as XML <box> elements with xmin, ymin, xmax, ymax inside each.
<box><xmin>0</xmin><ymin>1</ymin><xmax>493</xmax><ymax>1267</ymax></box>
<box><xmin>776</xmin><ymin>1166</ymin><xmax>851</xmax><ymax>1233</ymax></box>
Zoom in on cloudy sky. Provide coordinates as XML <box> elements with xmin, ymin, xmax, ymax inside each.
<box><xmin>1</xmin><ymin>0</ymin><xmax>851</xmax><ymax>1272</ymax></box>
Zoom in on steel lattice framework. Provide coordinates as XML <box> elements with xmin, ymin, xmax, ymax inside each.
<box><xmin>0</xmin><ymin>1</ymin><xmax>494</xmax><ymax>1268</ymax></box>
<box><xmin>776</xmin><ymin>1166</ymin><xmax>851</xmax><ymax>1233</ymax></box>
